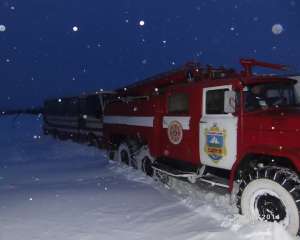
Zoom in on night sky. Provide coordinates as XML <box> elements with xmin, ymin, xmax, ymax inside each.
<box><xmin>0</xmin><ymin>0</ymin><xmax>299</xmax><ymax>108</ymax></box>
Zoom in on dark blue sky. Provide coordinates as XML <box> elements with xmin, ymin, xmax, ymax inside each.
<box><xmin>0</xmin><ymin>0</ymin><xmax>299</xmax><ymax>108</ymax></box>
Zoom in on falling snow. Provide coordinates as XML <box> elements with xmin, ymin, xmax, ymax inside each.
<box><xmin>33</xmin><ymin>135</ymin><xmax>41</xmax><ymax>139</ymax></box>
<box><xmin>0</xmin><ymin>1</ymin><xmax>299</xmax><ymax>109</ymax></box>
<box><xmin>0</xmin><ymin>25</ymin><xmax>6</xmax><ymax>32</ymax></box>
<box><xmin>139</xmin><ymin>20</ymin><xmax>145</xmax><ymax>26</ymax></box>
<box><xmin>72</xmin><ymin>26</ymin><xmax>79</xmax><ymax>32</ymax></box>
<box><xmin>272</xmin><ymin>24</ymin><xmax>284</xmax><ymax>35</ymax></box>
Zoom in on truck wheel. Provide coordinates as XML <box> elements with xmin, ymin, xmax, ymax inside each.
<box><xmin>43</xmin><ymin>128</ymin><xmax>49</xmax><ymax>135</ymax></box>
<box><xmin>130</xmin><ymin>157</ymin><xmax>139</xmax><ymax>170</ymax></box>
<box><xmin>88</xmin><ymin>134</ymin><xmax>100</xmax><ymax>148</ymax></box>
<box><xmin>53</xmin><ymin>130</ymin><xmax>59</xmax><ymax>139</ymax></box>
<box><xmin>58</xmin><ymin>132</ymin><xmax>67</xmax><ymax>141</ymax></box>
<box><xmin>108</xmin><ymin>150</ymin><xmax>115</xmax><ymax>161</ymax></box>
<box><xmin>142</xmin><ymin>156</ymin><xmax>154</xmax><ymax>177</ymax></box>
<box><xmin>237</xmin><ymin>167</ymin><xmax>300</xmax><ymax>235</ymax></box>
<box><xmin>117</xmin><ymin>143</ymin><xmax>131</xmax><ymax>165</ymax></box>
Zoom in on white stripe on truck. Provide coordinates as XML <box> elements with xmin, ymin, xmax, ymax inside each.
<box><xmin>103</xmin><ymin>116</ymin><xmax>154</xmax><ymax>127</ymax></box>
<box><xmin>104</xmin><ymin>115</ymin><xmax>191</xmax><ymax>130</ymax></box>
<box><xmin>163</xmin><ymin>116</ymin><xmax>190</xmax><ymax>130</ymax></box>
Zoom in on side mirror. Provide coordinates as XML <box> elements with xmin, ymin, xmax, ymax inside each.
<box><xmin>224</xmin><ymin>90</ymin><xmax>236</xmax><ymax>113</ymax></box>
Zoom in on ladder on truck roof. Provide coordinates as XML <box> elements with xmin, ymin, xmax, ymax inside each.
<box><xmin>117</xmin><ymin>62</ymin><xmax>237</xmax><ymax>95</ymax></box>
<box><xmin>116</xmin><ymin>58</ymin><xmax>289</xmax><ymax>96</ymax></box>
<box><xmin>240</xmin><ymin>58</ymin><xmax>287</xmax><ymax>77</ymax></box>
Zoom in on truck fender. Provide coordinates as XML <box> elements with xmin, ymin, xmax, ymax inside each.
<box><xmin>228</xmin><ymin>144</ymin><xmax>300</xmax><ymax>192</ymax></box>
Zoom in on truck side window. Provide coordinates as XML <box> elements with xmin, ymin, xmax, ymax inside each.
<box><xmin>168</xmin><ymin>93</ymin><xmax>189</xmax><ymax>114</ymax></box>
<box><xmin>206</xmin><ymin>89</ymin><xmax>228</xmax><ymax>114</ymax></box>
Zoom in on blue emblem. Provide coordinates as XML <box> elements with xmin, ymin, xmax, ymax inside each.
<box><xmin>204</xmin><ymin>124</ymin><xmax>227</xmax><ymax>162</ymax></box>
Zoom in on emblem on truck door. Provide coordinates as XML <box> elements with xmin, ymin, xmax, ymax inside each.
<box><xmin>167</xmin><ymin>120</ymin><xmax>183</xmax><ymax>145</ymax></box>
<box><xmin>204</xmin><ymin>124</ymin><xmax>227</xmax><ymax>162</ymax></box>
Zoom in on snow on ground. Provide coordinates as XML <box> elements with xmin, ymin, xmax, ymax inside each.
<box><xmin>0</xmin><ymin>115</ymin><xmax>297</xmax><ymax>240</ymax></box>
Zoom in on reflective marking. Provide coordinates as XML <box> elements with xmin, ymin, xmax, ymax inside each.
<box><xmin>103</xmin><ymin>116</ymin><xmax>154</xmax><ymax>127</ymax></box>
<box><xmin>44</xmin><ymin>126</ymin><xmax>77</xmax><ymax>133</ymax></box>
<box><xmin>273</xmin><ymin>172</ymin><xmax>278</xmax><ymax>181</ymax></box>
<box><xmin>264</xmin><ymin>169</ymin><xmax>268</xmax><ymax>178</ymax></box>
<box><xmin>281</xmin><ymin>178</ymin><xmax>287</xmax><ymax>186</ymax></box>
<box><xmin>290</xmin><ymin>187</ymin><xmax>296</xmax><ymax>193</ymax></box>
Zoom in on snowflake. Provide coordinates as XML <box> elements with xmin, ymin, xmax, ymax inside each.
<box><xmin>0</xmin><ymin>25</ymin><xmax>6</xmax><ymax>32</ymax></box>
<box><xmin>272</xmin><ymin>24</ymin><xmax>283</xmax><ymax>35</ymax></box>
<box><xmin>72</xmin><ymin>26</ymin><xmax>79</xmax><ymax>32</ymax></box>
<box><xmin>139</xmin><ymin>20</ymin><xmax>145</xmax><ymax>26</ymax></box>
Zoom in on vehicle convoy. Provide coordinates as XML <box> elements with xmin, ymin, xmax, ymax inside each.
<box><xmin>102</xmin><ymin>59</ymin><xmax>300</xmax><ymax>235</ymax></box>
<box><xmin>43</xmin><ymin>91</ymin><xmax>115</xmax><ymax>146</ymax></box>
<box><xmin>42</xmin><ymin>59</ymin><xmax>300</xmax><ymax>235</ymax></box>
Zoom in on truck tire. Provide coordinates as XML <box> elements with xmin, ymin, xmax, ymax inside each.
<box><xmin>142</xmin><ymin>156</ymin><xmax>154</xmax><ymax>177</ymax></box>
<box><xmin>88</xmin><ymin>134</ymin><xmax>100</xmax><ymax>148</ymax></box>
<box><xmin>117</xmin><ymin>143</ymin><xmax>131</xmax><ymax>165</ymax></box>
<box><xmin>237</xmin><ymin>167</ymin><xmax>300</xmax><ymax>235</ymax></box>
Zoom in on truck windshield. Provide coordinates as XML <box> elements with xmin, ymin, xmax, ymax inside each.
<box><xmin>244</xmin><ymin>81</ymin><xmax>296</xmax><ymax>112</ymax></box>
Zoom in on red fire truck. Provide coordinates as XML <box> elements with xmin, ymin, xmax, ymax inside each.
<box><xmin>103</xmin><ymin>59</ymin><xmax>300</xmax><ymax>235</ymax></box>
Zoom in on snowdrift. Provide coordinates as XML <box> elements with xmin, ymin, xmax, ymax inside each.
<box><xmin>0</xmin><ymin>115</ymin><xmax>296</xmax><ymax>240</ymax></box>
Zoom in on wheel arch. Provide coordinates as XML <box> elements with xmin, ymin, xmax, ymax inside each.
<box><xmin>229</xmin><ymin>146</ymin><xmax>300</xmax><ymax>192</ymax></box>
<box><xmin>109</xmin><ymin>133</ymin><xmax>147</xmax><ymax>149</ymax></box>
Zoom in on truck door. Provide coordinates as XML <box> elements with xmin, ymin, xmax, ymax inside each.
<box><xmin>199</xmin><ymin>85</ymin><xmax>238</xmax><ymax>170</ymax></box>
<box><xmin>162</xmin><ymin>90</ymin><xmax>193</xmax><ymax>162</ymax></box>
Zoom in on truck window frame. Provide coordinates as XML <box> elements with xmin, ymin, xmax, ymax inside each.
<box><xmin>203</xmin><ymin>85</ymin><xmax>232</xmax><ymax>116</ymax></box>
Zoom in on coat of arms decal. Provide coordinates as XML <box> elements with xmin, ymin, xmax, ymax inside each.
<box><xmin>204</xmin><ymin>123</ymin><xmax>227</xmax><ymax>162</ymax></box>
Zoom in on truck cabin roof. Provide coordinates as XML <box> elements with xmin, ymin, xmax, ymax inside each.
<box><xmin>241</xmin><ymin>76</ymin><xmax>297</xmax><ymax>87</ymax></box>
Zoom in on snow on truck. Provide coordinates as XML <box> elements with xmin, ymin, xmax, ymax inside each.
<box><xmin>103</xmin><ymin>59</ymin><xmax>300</xmax><ymax>235</ymax></box>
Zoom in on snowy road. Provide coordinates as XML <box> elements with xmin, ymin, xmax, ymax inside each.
<box><xmin>0</xmin><ymin>116</ymin><xmax>296</xmax><ymax>240</ymax></box>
